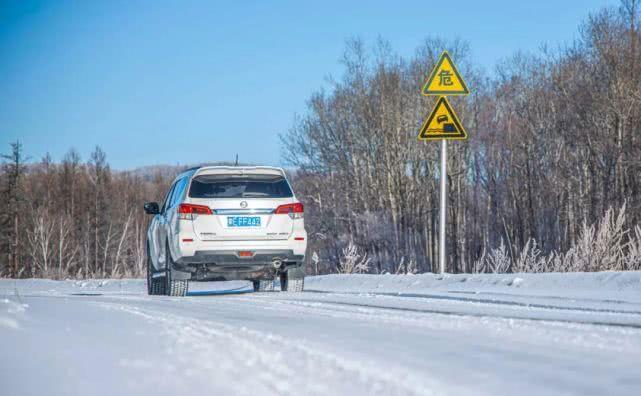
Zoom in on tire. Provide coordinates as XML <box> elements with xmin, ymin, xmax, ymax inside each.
<box><xmin>252</xmin><ymin>280</ymin><xmax>274</xmax><ymax>292</ymax></box>
<box><xmin>147</xmin><ymin>245</ymin><xmax>165</xmax><ymax>295</ymax></box>
<box><xmin>280</xmin><ymin>267</ymin><xmax>304</xmax><ymax>292</ymax></box>
<box><xmin>151</xmin><ymin>276</ymin><xmax>166</xmax><ymax>295</ymax></box>
<box><xmin>165</xmin><ymin>242</ymin><xmax>188</xmax><ymax>297</ymax></box>
<box><xmin>166</xmin><ymin>275</ymin><xmax>188</xmax><ymax>296</ymax></box>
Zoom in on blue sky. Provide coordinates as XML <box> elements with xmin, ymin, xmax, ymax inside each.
<box><xmin>0</xmin><ymin>0</ymin><xmax>618</xmax><ymax>169</ymax></box>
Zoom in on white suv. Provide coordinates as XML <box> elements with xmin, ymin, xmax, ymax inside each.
<box><xmin>143</xmin><ymin>166</ymin><xmax>307</xmax><ymax>296</ymax></box>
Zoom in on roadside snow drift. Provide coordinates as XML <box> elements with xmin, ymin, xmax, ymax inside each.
<box><xmin>306</xmin><ymin>271</ymin><xmax>641</xmax><ymax>302</ymax></box>
<box><xmin>2</xmin><ymin>271</ymin><xmax>641</xmax><ymax>396</ymax></box>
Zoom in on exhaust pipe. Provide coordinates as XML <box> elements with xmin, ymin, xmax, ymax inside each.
<box><xmin>195</xmin><ymin>265</ymin><xmax>208</xmax><ymax>281</ymax></box>
<box><xmin>272</xmin><ymin>258</ymin><xmax>283</xmax><ymax>269</ymax></box>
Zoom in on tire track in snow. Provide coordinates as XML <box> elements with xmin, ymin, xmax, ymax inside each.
<box><xmin>448</xmin><ymin>290</ymin><xmax>641</xmax><ymax>308</ymax></box>
<box><xmin>97</xmin><ymin>300</ymin><xmax>445</xmax><ymax>396</ymax></box>
<box><xmin>247</xmin><ymin>293</ymin><xmax>641</xmax><ymax>330</ymax></box>
<box><xmin>303</xmin><ymin>290</ymin><xmax>641</xmax><ymax>316</ymax></box>
<box><xmin>173</xmin><ymin>292</ymin><xmax>641</xmax><ymax>356</ymax></box>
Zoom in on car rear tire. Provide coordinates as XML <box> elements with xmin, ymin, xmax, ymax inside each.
<box><xmin>167</xmin><ymin>276</ymin><xmax>188</xmax><ymax>297</ymax></box>
<box><xmin>165</xmin><ymin>242</ymin><xmax>188</xmax><ymax>297</ymax></box>
<box><xmin>280</xmin><ymin>267</ymin><xmax>304</xmax><ymax>292</ymax></box>
<box><xmin>252</xmin><ymin>280</ymin><xmax>274</xmax><ymax>292</ymax></box>
<box><xmin>147</xmin><ymin>245</ymin><xmax>165</xmax><ymax>295</ymax></box>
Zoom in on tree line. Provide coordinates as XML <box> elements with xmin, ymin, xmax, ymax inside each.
<box><xmin>1</xmin><ymin>1</ymin><xmax>640</xmax><ymax>278</ymax></box>
<box><xmin>283</xmin><ymin>0</ymin><xmax>641</xmax><ymax>274</ymax></box>
<box><xmin>0</xmin><ymin>144</ymin><xmax>173</xmax><ymax>278</ymax></box>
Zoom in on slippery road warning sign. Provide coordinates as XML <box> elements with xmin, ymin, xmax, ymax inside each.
<box><xmin>418</xmin><ymin>97</ymin><xmax>467</xmax><ymax>140</ymax></box>
<box><xmin>421</xmin><ymin>51</ymin><xmax>469</xmax><ymax>96</ymax></box>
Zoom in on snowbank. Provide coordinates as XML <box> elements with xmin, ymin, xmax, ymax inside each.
<box><xmin>2</xmin><ymin>271</ymin><xmax>640</xmax><ymax>303</ymax></box>
<box><xmin>305</xmin><ymin>271</ymin><xmax>641</xmax><ymax>303</ymax></box>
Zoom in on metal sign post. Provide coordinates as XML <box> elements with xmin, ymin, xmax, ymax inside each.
<box><xmin>439</xmin><ymin>139</ymin><xmax>447</xmax><ymax>275</ymax></box>
<box><xmin>417</xmin><ymin>51</ymin><xmax>470</xmax><ymax>275</ymax></box>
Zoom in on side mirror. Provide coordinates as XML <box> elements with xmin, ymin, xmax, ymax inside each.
<box><xmin>144</xmin><ymin>202</ymin><xmax>160</xmax><ymax>215</ymax></box>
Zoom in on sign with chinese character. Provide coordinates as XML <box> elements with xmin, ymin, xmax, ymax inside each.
<box><xmin>417</xmin><ymin>97</ymin><xmax>467</xmax><ymax>140</ymax></box>
<box><xmin>421</xmin><ymin>51</ymin><xmax>469</xmax><ymax>96</ymax></box>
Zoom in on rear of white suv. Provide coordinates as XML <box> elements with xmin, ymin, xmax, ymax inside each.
<box><xmin>143</xmin><ymin>166</ymin><xmax>307</xmax><ymax>296</ymax></box>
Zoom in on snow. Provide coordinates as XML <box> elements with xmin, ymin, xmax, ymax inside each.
<box><xmin>306</xmin><ymin>271</ymin><xmax>641</xmax><ymax>302</ymax></box>
<box><xmin>1</xmin><ymin>272</ymin><xmax>641</xmax><ymax>395</ymax></box>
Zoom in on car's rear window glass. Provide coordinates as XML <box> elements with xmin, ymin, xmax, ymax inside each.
<box><xmin>189</xmin><ymin>175</ymin><xmax>293</xmax><ymax>198</ymax></box>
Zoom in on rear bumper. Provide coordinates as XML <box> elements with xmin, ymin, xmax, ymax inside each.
<box><xmin>172</xmin><ymin>249</ymin><xmax>304</xmax><ymax>281</ymax></box>
<box><xmin>177</xmin><ymin>236</ymin><xmax>307</xmax><ymax>258</ymax></box>
<box><xmin>178</xmin><ymin>249</ymin><xmax>304</xmax><ymax>266</ymax></box>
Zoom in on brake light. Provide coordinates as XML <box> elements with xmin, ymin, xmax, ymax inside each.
<box><xmin>178</xmin><ymin>203</ymin><xmax>212</xmax><ymax>220</ymax></box>
<box><xmin>274</xmin><ymin>203</ymin><xmax>304</xmax><ymax>219</ymax></box>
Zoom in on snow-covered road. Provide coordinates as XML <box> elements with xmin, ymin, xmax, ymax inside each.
<box><xmin>2</xmin><ymin>272</ymin><xmax>641</xmax><ymax>396</ymax></box>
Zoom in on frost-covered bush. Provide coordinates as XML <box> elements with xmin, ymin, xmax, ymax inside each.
<box><xmin>474</xmin><ymin>239</ymin><xmax>511</xmax><ymax>274</ymax></box>
<box><xmin>478</xmin><ymin>204</ymin><xmax>641</xmax><ymax>274</ymax></box>
<box><xmin>338</xmin><ymin>241</ymin><xmax>371</xmax><ymax>274</ymax></box>
<box><xmin>514</xmin><ymin>239</ymin><xmax>546</xmax><ymax>273</ymax></box>
<box><xmin>311</xmin><ymin>251</ymin><xmax>321</xmax><ymax>275</ymax></box>
<box><xmin>565</xmin><ymin>204</ymin><xmax>628</xmax><ymax>271</ymax></box>
<box><xmin>395</xmin><ymin>256</ymin><xmax>418</xmax><ymax>274</ymax></box>
<box><xmin>625</xmin><ymin>226</ymin><xmax>641</xmax><ymax>270</ymax></box>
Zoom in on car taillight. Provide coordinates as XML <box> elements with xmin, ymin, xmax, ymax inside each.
<box><xmin>274</xmin><ymin>203</ymin><xmax>304</xmax><ymax>219</ymax></box>
<box><xmin>178</xmin><ymin>203</ymin><xmax>212</xmax><ymax>220</ymax></box>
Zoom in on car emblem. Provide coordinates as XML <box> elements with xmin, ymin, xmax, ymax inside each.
<box><xmin>240</xmin><ymin>201</ymin><xmax>248</xmax><ymax>208</ymax></box>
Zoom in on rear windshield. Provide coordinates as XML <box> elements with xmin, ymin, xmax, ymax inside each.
<box><xmin>188</xmin><ymin>175</ymin><xmax>293</xmax><ymax>198</ymax></box>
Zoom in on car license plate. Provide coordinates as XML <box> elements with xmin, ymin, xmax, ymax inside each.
<box><xmin>227</xmin><ymin>216</ymin><xmax>261</xmax><ymax>227</ymax></box>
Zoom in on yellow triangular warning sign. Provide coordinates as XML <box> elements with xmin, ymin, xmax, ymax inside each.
<box><xmin>421</xmin><ymin>51</ymin><xmax>469</xmax><ymax>96</ymax></box>
<box><xmin>418</xmin><ymin>97</ymin><xmax>467</xmax><ymax>140</ymax></box>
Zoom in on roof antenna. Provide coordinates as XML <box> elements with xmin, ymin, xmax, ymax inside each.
<box><xmin>234</xmin><ymin>153</ymin><xmax>239</xmax><ymax>166</ymax></box>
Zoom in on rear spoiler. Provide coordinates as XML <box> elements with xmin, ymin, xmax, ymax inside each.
<box><xmin>193</xmin><ymin>166</ymin><xmax>286</xmax><ymax>179</ymax></box>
